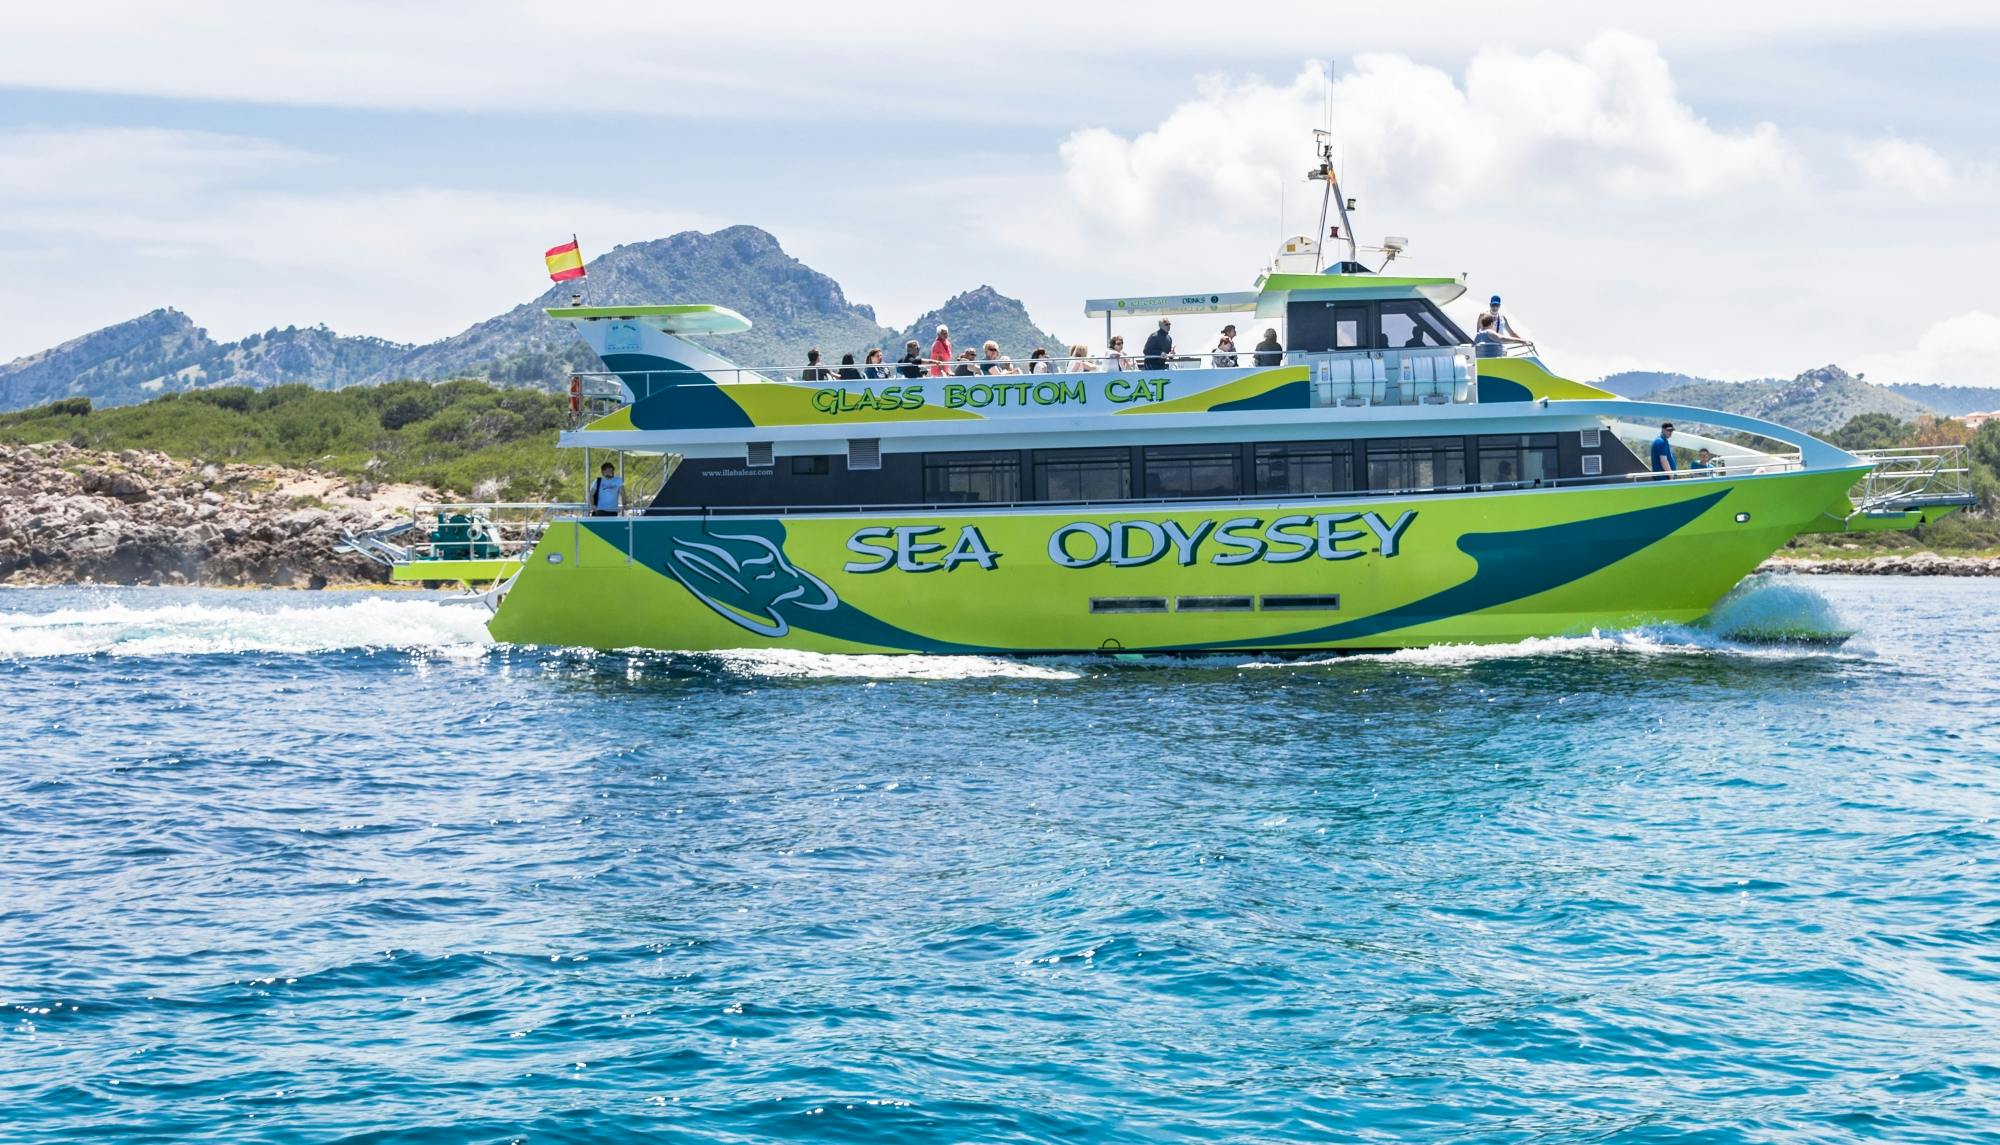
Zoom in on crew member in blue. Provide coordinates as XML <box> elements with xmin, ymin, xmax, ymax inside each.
<box><xmin>590</xmin><ymin>461</ymin><xmax>624</xmax><ymax>516</ymax></box>
<box><xmin>1650</xmin><ymin>422</ymin><xmax>1677</xmax><ymax>476</ymax></box>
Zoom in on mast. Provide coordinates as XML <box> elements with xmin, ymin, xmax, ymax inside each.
<box><xmin>1307</xmin><ymin>130</ymin><xmax>1359</xmax><ymax>271</ymax></box>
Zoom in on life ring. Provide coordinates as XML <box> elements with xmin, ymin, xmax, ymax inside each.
<box><xmin>567</xmin><ymin>375</ymin><xmax>582</xmax><ymax>414</ymax></box>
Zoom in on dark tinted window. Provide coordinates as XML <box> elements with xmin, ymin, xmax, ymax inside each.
<box><xmin>1143</xmin><ymin>445</ymin><xmax>1240</xmax><ymax>498</ymax></box>
<box><xmin>924</xmin><ymin>451</ymin><xmax>1020</xmax><ymax>503</ymax></box>
<box><xmin>791</xmin><ymin>455</ymin><xmax>830</xmax><ymax>476</ymax></box>
<box><xmin>1285</xmin><ymin>302</ymin><xmax>1370</xmax><ymax>352</ymax></box>
<box><xmin>1254</xmin><ymin>442</ymin><xmax>1353</xmax><ymax>495</ymax></box>
<box><xmin>1036</xmin><ymin>448</ymin><xmax>1131</xmax><ymax>502</ymax></box>
<box><xmin>1476</xmin><ymin>434</ymin><xmax>1559</xmax><ymax>487</ymax></box>
<box><xmin>1366</xmin><ymin>437</ymin><xmax>1467</xmax><ymax>492</ymax></box>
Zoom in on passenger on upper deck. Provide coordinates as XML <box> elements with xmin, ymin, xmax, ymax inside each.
<box><xmin>897</xmin><ymin>340</ymin><xmax>927</xmax><ymax>378</ymax></box>
<box><xmin>1253</xmin><ymin>328</ymin><xmax>1283</xmax><ymax>367</ymax></box>
<box><xmin>1142</xmin><ymin>319</ymin><xmax>1174</xmax><ymax>370</ymax></box>
<box><xmin>1071</xmin><ymin>344</ymin><xmax>1099</xmax><ymax>372</ymax></box>
<box><xmin>1028</xmin><ymin>347</ymin><xmax>1053</xmax><ymax>373</ymax></box>
<box><xmin>929</xmin><ymin>326</ymin><xmax>953</xmax><ymax>377</ymax></box>
<box><xmin>1691</xmin><ymin>447</ymin><xmax>1716</xmax><ymax>474</ymax></box>
<box><xmin>863</xmin><ymin>348</ymin><xmax>890</xmax><ymax>380</ymax></box>
<box><xmin>838</xmin><ymin>352</ymin><xmax>863</xmax><ymax>381</ymax></box>
<box><xmin>953</xmin><ymin>349</ymin><xmax>979</xmax><ymax>376</ymax></box>
<box><xmin>981</xmin><ymin>341</ymin><xmax>1019</xmax><ymax>375</ymax></box>
<box><xmin>1650</xmin><ymin>422</ymin><xmax>1677</xmax><ymax>476</ymax></box>
<box><xmin>1105</xmin><ymin>335</ymin><xmax>1129</xmax><ymax>371</ymax></box>
<box><xmin>803</xmin><ymin>348</ymin><xmax>832</xmax><ymax>381</ymax></box>
<box><xmin>1488</xmin><ymin>295</ymin><xmax>1529</xmax><ymax>345</ymax></box>
<box><xmin>1474</xmin><ymin>314</ymin><xmax>1505</xmax><ymax>358</ymax></box>
<box><xmin>1212</xmin><ymin>324</ymin><xmax>1238</xmax><ymax>368</ymax></box>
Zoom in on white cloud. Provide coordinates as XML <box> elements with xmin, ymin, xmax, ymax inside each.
<box><xmin>1058</xmin><ymin>33</ymin><xmax>1803</xmax><ymax>236</ymax></box>
<box><xmin>1854</xmin><ymin>311</ymin><xmax>2000</xmax><ymax>388</ymax></box>
<box><xmin>5</xmin><ymin>3</ymin><xmax>2000</xmax><ymax>118</ymax></box>
<box><xmin>1847</xmin><ymin>136</ymin><xmax>1955</xmax><ymax>202</ymax></box>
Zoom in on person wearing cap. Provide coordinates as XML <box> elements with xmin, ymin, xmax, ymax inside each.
<box><xmin>1212</xmin><ymin>324</ymin><xmax>1239</xmax><ymax>368</ymax></box>
<box><xmin>1650</xmin><ymin>421</ymin><xmax>1677</xmax><ymax>477</ymax></box>
<box><xmin>1488</xmin><ymin>295</ymin><xmax>1528</xmax><ymax>344</ymax></box>
<box><xmin>1142</xmin><ymin>318</ymin><xmax>1175</xmax><ymax>371</ymax></box>
<box><xmin>928</xmin><ymin>325</ymin><xmax>953</xmax><ymax>377</ymax></box>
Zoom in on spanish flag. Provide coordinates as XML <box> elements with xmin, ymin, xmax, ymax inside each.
<box><xmin>544</xmin><ymin>237</ymin><xmax>586</xmax><ymax>282</ymax></box>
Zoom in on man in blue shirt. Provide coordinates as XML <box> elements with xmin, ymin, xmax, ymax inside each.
<box><xmin>1650</xmin><ymin>422</ymin><xmax>1676</xmax><ymax>476</ymax></box>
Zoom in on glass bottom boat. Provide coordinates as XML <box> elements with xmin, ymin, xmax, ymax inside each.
<box><xmin>341</xmin><ymin>146</ymin><xmax>1974</xmax><ymax>653</ymax></box>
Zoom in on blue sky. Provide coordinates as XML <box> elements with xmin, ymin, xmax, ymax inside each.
<box><xmin>2</xmin><ymin>1</ymin><xmax>1996</xmax><ymax>387</ymax></box>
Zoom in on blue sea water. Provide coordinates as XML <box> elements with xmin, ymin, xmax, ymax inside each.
<box><xmin>1</xmin><ymin>575</ymin><xmax>1997</xmax><ymax>1144</ymax></box>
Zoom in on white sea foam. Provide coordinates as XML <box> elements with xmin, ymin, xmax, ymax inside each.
<box><xmin>0</xmin><ymin>596</ymin><xmax>493</xmax><ymax>659</ymax></box>
<box><xmin>702</xmin><ymin>648</ymin><xmax>1082</xmax><ymax>681</ymax></box>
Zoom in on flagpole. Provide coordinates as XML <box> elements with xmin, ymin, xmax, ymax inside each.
<box><xmin>573</xmin><ymin>233</ymin><xmax>583</xmax><ymax>305</ymax></box>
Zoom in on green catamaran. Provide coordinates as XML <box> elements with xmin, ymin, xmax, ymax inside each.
<box><xmin>343</xmin><ymin>138</ymin><xmax>1972</xmax><ymax>653</ymax></box>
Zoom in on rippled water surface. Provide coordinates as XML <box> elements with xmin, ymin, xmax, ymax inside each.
<box><xmin>2</xmin><ymin>576</ymin><xmax>1997</xmax><ymax>1143</ymax></box>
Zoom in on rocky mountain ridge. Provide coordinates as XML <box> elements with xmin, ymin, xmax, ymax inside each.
<box><xmin>1</xmin><ymin>226</ymin><xmax>1065</xmax><ymax>411</ymax></box>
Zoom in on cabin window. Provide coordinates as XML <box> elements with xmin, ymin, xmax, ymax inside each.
<box><xmin>1037</xmin><ymin>448</ymin><xmax>1132</xmax><ymax>502</ymax></box>
<box><xmin>1366</xmin><ymin>437</ymin><xmax>1467</xmax><ymax>492</ymax></box>
<box><xmin>1142</xmin><ymin>445</ymin><xmax>1240</xmax><ymax>498</ymax></box>
<box><xmin>791</xmin><ymin>455</ymin><xmax>830</xmax><ymax>476</ymax></box>
<box><xmin>1254</xmin><ymin>442</ymin><xmax>1354</xmax><ymax>495</ymax></box>
<box><xmin>1285</xmin><ymin>301</ymin><xmax>1370</xmax><ymax>352</ymax></box>
<box><xmin>923</xmin><ymin>451</ymin><xmax>1020</xmax><ymax>503</ymax></box>
<box><xmin>1476</xmin><ymin>434</ymin><xmax>1559</xmax><ymax>487</ymax></box>
<box><xmin>1380</xmin><ymin>301</ymin><xmax>1459</xmax><ymax>349</ymax></box>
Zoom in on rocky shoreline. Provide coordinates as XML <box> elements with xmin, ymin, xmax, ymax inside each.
<box><xmin>1756</xmin><ymin>552</ymin><xmax>2000</xmax><ymax>576</ymax></box>
<box><xmin>0</xmin><ymin>443</ymin><xmax>432</xmax><ymax>587</ymax></box>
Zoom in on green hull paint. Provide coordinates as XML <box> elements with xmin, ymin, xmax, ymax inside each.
<box><xmin>390</xmin><ymin>559</ymin><xmax>523</xmax><ymax>584</ymax></box>
<box><xmin>486</xmin><ymin>467</ymin><xmax>1864</xmax><ymax>653</ymax></box>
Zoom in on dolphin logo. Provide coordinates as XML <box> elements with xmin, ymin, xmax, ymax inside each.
<box><xmin>661</xmin><ymin>531</ymin><xmax>839</xmax><ymax>637</ymax></box>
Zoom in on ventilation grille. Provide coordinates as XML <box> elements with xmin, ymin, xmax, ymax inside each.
<box><xmin>745</xmin><ymin>441</ymin><xmax>774</xmax><ymax>467</ymax></box>
<box><xmin>1176</xmin><ymin>595</ymin><xmax>1254</xmax><ymax>613</ymax></box>
<box><xmin>847</xmin><ymin>438</ymin><xmax>882</xmax><ymax>471</ymax></box>
<box><xmin>1090</xmin><ymin>596</ymin><xmax>1168</xmax><ymax>614</ymax></box>
<box><xmin>1260</xmin><ymin>594</ymin><xmax>1342</xmax><ymax>612</ymax></box>
<box><xmin>1581</xmin><ymin>454</ymin><xmax>1604</xmax><ymax>477</ymax></box>
<box><xmin>1580</xmin><ymin>427</ymin><xmax>1602</xmax><ymax>449</ymax></box>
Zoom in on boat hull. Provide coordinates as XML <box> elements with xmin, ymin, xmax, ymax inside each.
<box><xmin>486</xmin><ymin>468</ymin><xmax>1861</xmax><ymax>653</ymax></box>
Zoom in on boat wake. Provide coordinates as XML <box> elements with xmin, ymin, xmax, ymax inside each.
<box><xmin>0</xmin><ymin>595</ymin><xmax>493</xmax><ymax>659</ymax></box>
<box><xmin>0</xmin><ymin>575</ymin><xmax>1851</xmax><ymax>673</ymax></box>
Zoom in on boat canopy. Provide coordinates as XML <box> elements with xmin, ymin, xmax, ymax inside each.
<box><xmin>1085</xmin><ymin>273</ymin><xmax>1466</xmax><ymax>321</ymax></box>
<box><xmin>543</xmin><ymin>303</ymin><xmax>752</xmax><ymax>335</ymax></box>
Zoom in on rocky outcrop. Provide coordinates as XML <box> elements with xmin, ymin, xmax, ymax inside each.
<box><xmin>0</xmin><ymin>443</ymin><xmax>430</xmax><ymax>587</ymax></box>
<box><xmin>1757</xmin><ymin>552</ymin><xmax>2000</xmax><ymax>577</ymax></box>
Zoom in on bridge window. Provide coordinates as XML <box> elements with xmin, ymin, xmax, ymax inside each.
<box><xmin>924</xmin><ymin>451</ymin><xmax>1020</xmax><ymax>503</ymax></box>
<box><xmin>1476</xmin><ymin>434</ymin><xmax>1559</xmax><ymax>487</ymax></box>
<box><xmin>1037</xmin><ymin>447</ymin><xmax>1132</xmax><ymax>502</ymax></box>
<box><xmin>1381</xmin><ymin>301</ymin><xmax>1459</xmax><ymax>349</ymax></box>
<box><xmin>1143</xmin><ymin>445</ymin><xmax>1241</xmax><ymax>498</ymax></box>
<box><xmin>1366</xmin><ymin>437</ymin><xmax>1467</xmax><ymax>492</ymax></box>
<box><xmin>1286</xmin><ymin>301</ymin><xmax>1369</xmax><ymax>352</ymax></box>
<box><xmin>1254</xmin><ymin>442</ymin><xmax>1353</xmax><ymax>495</ymax></box>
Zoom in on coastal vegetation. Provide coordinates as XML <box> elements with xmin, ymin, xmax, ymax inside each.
<box><xmin>0</xmin><ymin>381</ymin><xmax>575</xmax><ymax>500</ymax></box>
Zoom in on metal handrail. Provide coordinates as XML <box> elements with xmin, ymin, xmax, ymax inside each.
<box><xmin>1849</xmin><ymin>445</ymin><xmax>1974</xmax><ymax>511</ymax></box>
